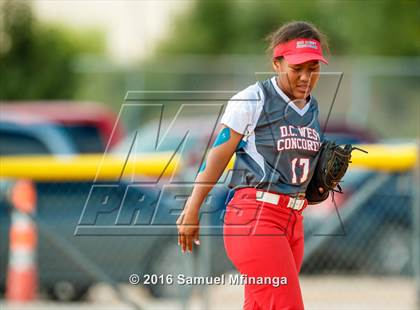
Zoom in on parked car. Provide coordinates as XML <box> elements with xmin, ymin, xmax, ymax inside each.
<box><xmin>1</xmin><ymin>101</ymin><xmax>126</xmax><ymax>153</ymax></box>
<box><xmin>300</xmin><ymin>130</ymin><xmax>414</xmax><ymax>276</ymax></box>
<box><xmin>301</xmin><ymin>165</ymin><xmax>413</xmax><ymax>275</ymax></box>
<box><xmin>0</xmin><ymin>113</ymin><xmax>184</xmax><ymax>300</ymax></box>
<box><xmin>0</xmin><ymin>113</ymin><xmax>77</xmax><ymax>156</ymax></box>
<box><xmin>0</xmin><ymin>115</ymin><xmax>77</xmax><ymax>298</ymax></box>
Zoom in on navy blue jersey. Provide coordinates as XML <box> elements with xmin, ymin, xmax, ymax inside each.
<box><xmin>220</xmin><ymin>76</ymin><xmax>324</xmax><ymax>194</ymax></box>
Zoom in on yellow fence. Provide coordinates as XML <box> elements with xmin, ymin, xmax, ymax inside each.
<box><xmin>0</xmin><ymin>143</ymin><xmax>417</xmax><ymax>181</ymax></box>
<box><xmin>0</xmin><ymin>152</ymin><xmax>181</xmax><ymax>181</ymax></box>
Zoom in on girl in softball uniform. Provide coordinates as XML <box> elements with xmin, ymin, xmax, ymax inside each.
<box><xmin>177</xmin><ymin>21</ymin><xmax>329</xmax><ymax>310</ymax></box>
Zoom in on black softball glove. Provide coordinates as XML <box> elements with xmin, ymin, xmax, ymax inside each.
<box><xmin>305</xmin><ymin>140</ymin><xmax>367</xmax><ymax>204</ymax></box>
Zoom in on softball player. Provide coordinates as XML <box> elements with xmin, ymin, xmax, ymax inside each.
<box><xmin>177</xmin><ymin>21</ymin><xmax>329</xmax><ymax>310</ymax></box>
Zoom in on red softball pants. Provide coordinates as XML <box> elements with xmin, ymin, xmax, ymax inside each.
<box><xmin>223</xmin><ymin>187</ymin><xmax>307</xmax><ymax>310</ymax></box>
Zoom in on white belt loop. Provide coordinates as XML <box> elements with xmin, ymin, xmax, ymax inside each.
<box><xmin>287</xmin><ymin>197</ymin><xmax>305</xmax><ymax>211</ymax></box>
<box><xmin>256</xmin><ymin>190</ymin><xmax>305</xmax><ymax>211</ymax></box>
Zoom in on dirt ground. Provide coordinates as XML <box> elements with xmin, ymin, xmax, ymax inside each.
<box><xmin>1</xmin><ymin>275</ymin><xmax>417</xmax><ymax>310</ymax></box>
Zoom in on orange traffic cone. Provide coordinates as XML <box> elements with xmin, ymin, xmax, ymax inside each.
<box><xmin>6</xmin><ymin>179</ymin><xmax>38</xmax><ymax>302</ymax></box>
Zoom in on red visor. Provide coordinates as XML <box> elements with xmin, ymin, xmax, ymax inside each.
<box><xmin>273</xmin><ymin>38</ymin><xmax>328</xmax><ymax>65</ymax></box>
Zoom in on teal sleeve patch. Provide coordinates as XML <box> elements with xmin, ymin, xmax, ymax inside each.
<box><xmin>212</xmin><ymin>127</ymin><xmax>231</xmax><ymax>147</ymax></box>
<box><xmin>199</xmin><ymin>161</ymin><xmax>206</xmax><ymax>173</ymax></box>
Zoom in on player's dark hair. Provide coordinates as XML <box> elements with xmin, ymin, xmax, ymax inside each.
<box><xmin>265</xmin><ymin>21</ymin><xmax>329</xmax><ymax>59</ymax></box>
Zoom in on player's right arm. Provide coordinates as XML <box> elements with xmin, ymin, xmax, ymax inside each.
<box><xmin>176</xmin><ymin>125</ymin><xmax>244</xmax><ymax>253</ymax></box>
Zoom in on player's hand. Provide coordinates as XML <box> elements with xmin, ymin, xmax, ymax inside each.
<box><xmin>176</xmin><ymin>205</ymin><xmax>200</xmax><ymax>253</ymax></box>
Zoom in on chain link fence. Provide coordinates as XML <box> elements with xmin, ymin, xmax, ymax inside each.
<box><xmin>0</xmin><ymin>166</ymin><xmax>418</xmax><ymax>308</ymax></box>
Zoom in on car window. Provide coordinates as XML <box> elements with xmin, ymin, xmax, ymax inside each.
<box><xmin>113</xmin><ymin>131</ymin><xmax>199</xmax><ymax>155</ymax></box>
<box><xmin>60</xmin><ymin>124</ymin><xmax>104</xmax><ymax>153</ymax></box>
<box><xmin>0</xmin><ymin>131</ymin><xmax>50</xmax><ymax>155</ymax></box>
<box><xmin>141</xmin><ymin>134</ymin><xmax>187</xmax><ymax>152</ymax></box>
